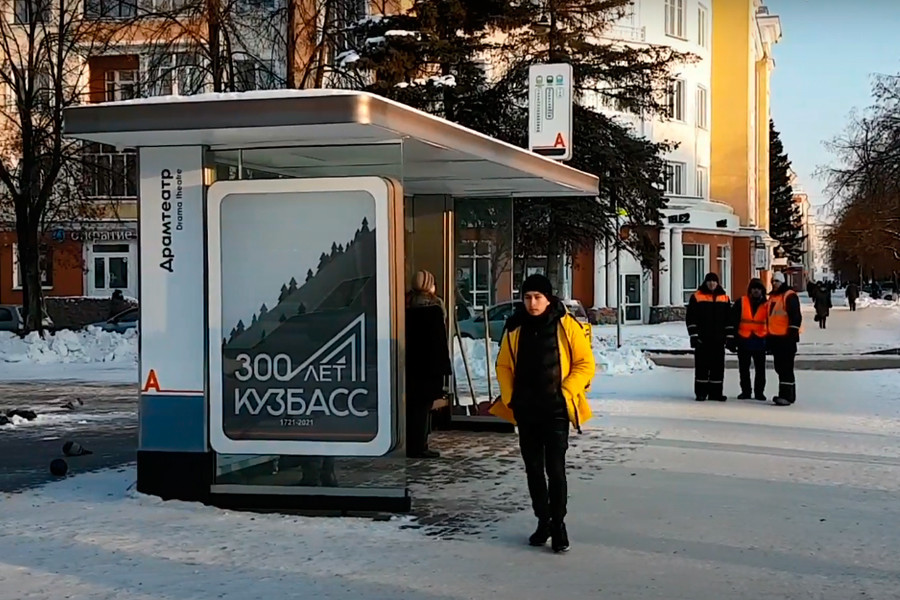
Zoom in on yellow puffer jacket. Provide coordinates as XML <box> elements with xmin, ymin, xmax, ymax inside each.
<box><xmin>490</xmin><ymin>312</ymin><xmax>596</xmax><ymax>431</ymax></box>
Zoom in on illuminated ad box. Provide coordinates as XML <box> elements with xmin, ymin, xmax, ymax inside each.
<box><xmin>207</xmin><ymin>178</ymin><xmax>403</xmax><ymax>457</ymax></box>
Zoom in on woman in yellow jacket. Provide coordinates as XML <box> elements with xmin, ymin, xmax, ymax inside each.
<box><xmin>490</xmin><ymin>275</ymin><xmax>595</xmax><ymax>553</ymax></box>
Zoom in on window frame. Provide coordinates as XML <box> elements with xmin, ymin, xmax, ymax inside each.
<box><xmin>698</xmin><ymin>4</ymin><xmax>709</xmax><ymax>48</ymax></box>
<box><xmin>104</xmin><ymin>69</ymin><xmax>139</xmax><ymax>102</ymax></box>
<box><xmin>665</xmin><ymin>161</ymin><xmax>686</xmax><ymax>196</ymax></box>
<box><xmin>665</xmin><ymin>0</ymin><xmax>686</xmax><ymax>40</ymax></box>
<box><xmin>717</xmin><ymin>245</ymin><xmax>731</xmax><ymax>294</ymax></box>
<box><xmin>696</xmin><ymin>85</ymin><xmax>708</xmax><ymax>129</ymax></box>
<box><xmin>11</xmin><ymin>242</ymin><xmax>54</xmax><ymax>291</ymax></box>
<box><xmin>14</xmin><ymin>0</ymin><xmax>50</xmax><ymax>24</ymax></box>
<box><xmin>82</xmin><ymin>142</ymin><xmax>138</xmax><ymax>200</ymax></box>
<box><xmin>84</xmin><ymin>0</ymin><xmax>137</xmax><ymax>20</ymax></box>
<box><xmin>667</xmin><ymin>78</ymin><xmax>686</xmax><ymax>121</ymax></box>
<box><xmin>682</xmin><ymin>243</ymin><xmax>709</xmax><ymax>304</ymax></box>
<box><xmin>696</xmin><ymin>165</ymin><xmax>708</xmax><ymax>199</ymax></box>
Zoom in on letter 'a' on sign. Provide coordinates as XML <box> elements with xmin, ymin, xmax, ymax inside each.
<box><xmin>206</xmin><ymin>177</ymin><xmax>400</xmax><ymax>457</ymax></box>
<box><xmin>528</xmin><ymin>63</ymin><xmax>573</xmax><ymax>162</ymax></box>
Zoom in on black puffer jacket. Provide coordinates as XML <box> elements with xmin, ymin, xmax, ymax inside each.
<box><xmin>686</xmin><ymin>284</ymin><xmax>732</xmax><ymax>345</ymax></box>
<box><xmin>505</xmin><ymin>300</ymin><xmax>567</xmax><ymax>423</ymax></box>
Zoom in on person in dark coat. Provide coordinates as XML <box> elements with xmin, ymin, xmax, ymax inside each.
<box><xmin>686</xmin><ymin>272</ymin><xmax>732</xmax><ymax>402</ymax></box>
<box><xmin>768</xmin><ymin>271</ymin><xmax>803</xmax><ymax>406</ymax></box>
<box><xmin>405</xmin><ymin>270</ymin><xmax>452</xmax><ymax>458</ymax></box>
<box><xmin>814</xmin><ymin>285</ymin><xmax>832</xmax><ymax>329</ymax></box>
<box><xmin>846</xmin><ymin>282</ymin><xmax>860</xmax><ymax>312</ymax></box>
<box><xmin>727</xmin><ymin>279</ymin><xmax>768</xmax><ymax>401</ymax></box>
<box><xmin>108</xmin><ymin>289</ymin><xmax>128</xmax><ymax>319</ymax></box>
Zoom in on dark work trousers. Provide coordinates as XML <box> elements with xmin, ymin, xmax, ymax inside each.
<box><xmin>773</xmin><ymin>350</ymin><xmax>797</xmax><ymax>403</ymax></box>
<box><xmin>737</xmin><ymin>345</ymin><xmax>766</xmax><ymax>396</ymax></box>
<box><xmin>518</xmin><ymin>418</ymin><xmax>570</xmax><ymax>524</ymax></box>
<box><xmin>406</xmin><ymin>399</ymin><xmax>432</xmax><ymax>456</ymax></box>
<box><xmin>849</xmin><ymin>299</ymin><xmax>857</xmax><ymax>311</ymax></box>
<box><xmin>694</xmin><ymin>343</ymin><xmax>726</xmax><ymax>399</ymax></box>
<box><xmin>819</xmin><ymin>316</ymin><xmax>828</xmax><ymax>329</ymax></box>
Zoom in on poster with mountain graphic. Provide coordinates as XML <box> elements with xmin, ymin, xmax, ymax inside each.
<box><xmin>218</xmin><ymin>190</ymin><xmax>381</xmax><ymax>444</ymax></box>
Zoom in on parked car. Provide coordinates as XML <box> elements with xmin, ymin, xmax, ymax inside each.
<box><xmin>90</xmin><ymin>307</ymin><xmax>138</xmax><ymax>333</ymax></box>
<box><xmin>458</xmin><ymin>299</ymin><xmax>592</xmax><ymax>345</ymax></box>
<box><xmin>0</xmin><ymin>305</ymin><xmax>24</xmax><ymax>333</ymax></box>
<box><xmin>0</xmin><ymin>305</ymin><xmax>54</xmax><ymax>333</ymax></box>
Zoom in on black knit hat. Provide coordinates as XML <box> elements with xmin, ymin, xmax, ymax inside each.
<box><xmin>704</xmin><ymin>272</ymin><xmax>719</xmax><ymax>284</ymax></box>
<box><xmin>521</xmin><ymin>274</ymin><xmax>554</xmax><ymax>299</ymax></box>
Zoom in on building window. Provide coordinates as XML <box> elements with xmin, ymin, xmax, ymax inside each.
<box><xmin>12</xmin><ymin>243</ymin><xmax>53</xmax><ymax>290</ymax></box>
<box><xmin>458</xmin><ymin>240</ymin><xmax>493</xmax><ymax>309</ymax></box>
<box><xmin>146</xmin><ymin>52</ymin><xmax>204</xmax><ymax>96</ymax></box>
<box><xmin>696</xmin><ymin>166</ymin><xmax>708</xmax><ymax>198</ymax></box>
<box><xmin>698</xmin><ymin>4</ymin><xmax>709</xmax><ymax>48</ymax></box>
<box><xmin>665</xmin><ymin>0</ymin><xmax>686</xmax><ymax>39</ymax></box>
<box><xmin>85</xmin><ymin>0</ymin><xmax>137</xmax><ymax>19</ymax></box>
<box><xmin>83</xmin><ymin>143</ymin><xmax>138</xmax><ymax>199</ymax></box>
<box><xmin>665</xmin><ymin>161</ymin><xmax>686</xmax><ymax>196</ymax></box>
<box><xmin>683</xmin><ymin>243</ymin><xmax>708</xmax><ymax>304</ymax></box>
<box><xmin>14</xmin><ymin>0</ymin><xmax>50</xmax><ymax>24</ymax></box>
<box><xmin>105</xmin><ymin>70</ymin><xmax>138</xmax><ymax>101</ymax></box>
<box><xmin>696</xmin><ymin>85</ymin><xmax>708</xmax><ymax>129</ymax></box>
<box><xmin>717</xmin><ymin>245</ymin><xmax>731</xmax><ymax>294</ymax></box>
<box><xmin>667</xmin><ymin>79</ymin><xmax>685</xmax><ymax>121</ymax></box>
<box><xmin>233</xmin><ymin>58</ymin><xmax>276</xmax><ymax>92</ymax></box>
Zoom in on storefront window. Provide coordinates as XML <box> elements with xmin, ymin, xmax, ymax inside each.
<box><xmin>683</xmin><ymin>243</ymin><xmax>708</xmax><ymax>303</ymax></box>
<box><xmin>11</xmin><ymin>243</ymin><xmax>53</xmax><ymax>289</ymax></box>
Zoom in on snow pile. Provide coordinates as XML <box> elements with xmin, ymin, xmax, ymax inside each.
<box><xmin>395</xmin><ymin>74</ymin><xmax>457</xmax><ymax>88</ymax></box>
<box><xmin>857</xmin><ymin>296</ymin><xmax>900</xmax><ymax>309</ymax></box>
<box><xmin>335</xmin><ymin>50</ymin><xmax>360</xmax><ymax>67</ymax></box>
<box><xmin>0</xmin><ymin>328</ymin><xmax>137</xmax><ymax>365</ymax></box>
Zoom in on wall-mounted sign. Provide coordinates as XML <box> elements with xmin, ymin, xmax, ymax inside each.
<box><xmin>207</xmin><ymin>177</ymin><xmax>400</xmax><ymax>457</ymax></box>
<box><xmin>668</xmin><ymin>213</ymin><xmax>690</xmax><ymax>224</ymax></box>
<box><xmin>529</xmin><ymin>63</ymin><xmax>573</xmax><ymax>161</ymax></box>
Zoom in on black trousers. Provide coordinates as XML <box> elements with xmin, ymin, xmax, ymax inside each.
<box><xmin>738</xmin><ymin>346</ymin><xmax>766</xmax><ymax>396</ymax></box>
<box><xmin>694</xmin><ymin>343</ymin><xmax>726</xmax><ymax>399</ymax></box>
<box><xmin>773</xmin><ymin>350</ymin><xmax>797</xmax><ymax>403</ymax></box>
<box><xmin>406</xmin><ymin>399</ymin><xmax>433</xmax><ymax>455</ymax></box>
<box><xmin>818</xmin><ymin>316</ymin><xmax>828</xmax><ymax>329</ymax></box>
<box><xmin>849</xmin><ymin>299</ymin><xmax>857</xmax><ymax>311</ymax></box>
<box><xmin>518</xmin><ymin>418</ymin><xmax>570</xmax><ymax>524</ymax></box>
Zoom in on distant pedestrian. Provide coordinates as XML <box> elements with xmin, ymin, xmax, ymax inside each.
<box><xmin>846</xmin><ymin>282</ymin><xmax>859</xmax><ymax>312</ymax></box>
<box><xmin>728</xmin><ymin>278</ymin><xmax>768</xmax><ymax>401</ymax></box>
<box><xmin>814</xmin><ymin>285</ymin><xmax>832</xmax><ymax>329</ymax></box>
<box><xmin>686</xmin><ymin>272</ymin><xmax>732</xmax><ymax>402</ymax></box>
<box><xmin>768</xmin><ymin>272</ymin><xmax>802</xmax><ymax>406</ymax></box>
<box><xmin>108</xmin><ymin>289</ymin><xmax>128</xmax><ymax>319</ymax></box>
<box><xmin>491</xmin><ymin>274</ymin><xmax>595</xmax><ymax>553</ymax></box>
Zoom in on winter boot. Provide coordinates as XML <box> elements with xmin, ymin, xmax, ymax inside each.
<box><xmin>737</xmin><ymin>391</ymin><xmax>752</xmax><ymax>400</ymax></box>
<box><xmin>528</xmin><ymin>520</ymin><xmax>551</xmax><ymax>547</ymax></box>
<box><xmin>754</xmin><ymin>393</ymin><xmax>767</xmax><ymax>402</ymax></box>
<box><xmin>551</xmin><ymin>521</ymin><xmax>570</xmax><ymax>553</ymax></box>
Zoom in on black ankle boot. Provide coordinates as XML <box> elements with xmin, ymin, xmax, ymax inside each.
<box><xmin>550</xmin><ymin>521</ymin><xmax>570</xmax><ymax>553</ymax></box>
<box><xmin>529</xmin><ymin>520</ymin><xmax>551</xmax><ymax>546</ymax></box>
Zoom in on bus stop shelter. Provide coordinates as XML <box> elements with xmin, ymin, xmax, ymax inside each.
<box><xmin>63</xmin><ymin>90</ymin><xmax>599</xmax><ymax>513</ymax></box>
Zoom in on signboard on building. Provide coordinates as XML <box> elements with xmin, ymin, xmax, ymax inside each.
<box><xmin>528</xmin><ymin>63</ymin><xmax>573</xmax><ymax>161</ymax></box>
<box><xmin>138</xmin><ymin>147</ymin><xmax>206</xmax><ymax>401</ymax></box>
<box><xmin>207</xmin><ymin>178</ymin><xmax>399</xmax><ymax>457</ymax></box>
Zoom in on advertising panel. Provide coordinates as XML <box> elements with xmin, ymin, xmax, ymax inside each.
<box><xmin>207</xmin><ymin>178</ymin><xmax>398</xmax><ymax>456</ymax></box>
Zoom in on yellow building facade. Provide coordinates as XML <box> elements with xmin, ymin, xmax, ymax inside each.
<box><xmin>710</xmin><ymin>0</ymin><xmax>781</xmax><ymax>293</ymax></box>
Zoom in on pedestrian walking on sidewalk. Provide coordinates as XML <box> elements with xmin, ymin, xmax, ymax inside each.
<box><xmin>686</xmin><ymin>272</ymin><xmax>732</xmax><ymax>402</ymax></box>
<box><xmin>728</xmin><ymin>278</ymin><xmax>768</xmax><ymax>401</ymax></box>
<box><xmin>814</xmin><ymin>285</ymin><xmax>832</xmax><ymax>329</ymax></box>
<box><xmin>768</xmin><ymin>272</ymin><xmax>802</xmax><ymax>406</ymax></box>
<box><xmin>846</xmin><ymin>282</ymin><xmax>860</xmax><ymax>312</ymax></box>
<box><xmin>490</xmin><ymin>274</ymin><xmax>595</xmax><ymax>554</ymax></box>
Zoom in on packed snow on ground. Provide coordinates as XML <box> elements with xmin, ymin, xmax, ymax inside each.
<box><xmin>0</xmin><ymin>328</ymin><xmax>137</xmax><ymax>384</ymax></box>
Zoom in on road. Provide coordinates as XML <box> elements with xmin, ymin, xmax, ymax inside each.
<box><xmin>0</xmin><ymin>382</ymin><xmax>136</xmax><ymax>492</ymax></box>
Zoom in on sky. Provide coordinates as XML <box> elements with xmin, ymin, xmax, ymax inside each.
<box><xmin>767</xmin><ymin>0</ymin><xmax>900</xmax><ymax>214</ymax></box>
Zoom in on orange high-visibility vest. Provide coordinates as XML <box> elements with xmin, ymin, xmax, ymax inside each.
<box><xmin>768</xmin><ymin>290</ymin><xmax>799</xmax><ymax>336</ymax></box>
<box><xmin>738</xmin><ymin>297</ymin><xmax>768</xmax><ymax>338</ymax></box>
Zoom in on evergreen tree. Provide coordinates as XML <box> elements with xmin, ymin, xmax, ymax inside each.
<box><xmin>289</xmin><ymin>277</ymin><xmax>298</xmax><ymax>292</ymax></box>
<box><xmin>279</xmin><ymin>313</ymin><xmax>287</xmax><ymax>322</ymax></box>
<box><xmin>360</xmin><ymin>217</ymin><xmax>369</xmax><ymax>232</ymax></box>
<box><xmin>297</xmin><ymin>303</ymin><xmax>307</xmax><ymax>315</ymax></box>
<box><xmin>306</xmin><ymin>269</ymin><xmax>314</xmax><ymax>282</ymax></box>
<box><xmin>259</xmin><ymin>303</ymin><xmax>269</xmax><ymax>316</ymax></box>
<box><xmin>769</xmin><ymin>120</ymin><xmax>806</xmax><ymax>263</ymax></box>
<box><xmin>235</xmin><ymin>319</ymin><xmax>245</xmax><ymax>333</ymax></box>
<box><xmin>344</xmin><ymin>0</ymin><xmax>689</xmax><ymax>284</ymax></box>
<box><xmin>278</xmin><ymin>284</ymin><xmax>289</xmax><ymax>302</ymax></box>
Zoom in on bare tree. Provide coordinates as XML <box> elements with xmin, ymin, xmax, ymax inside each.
<box><xmin>0</xmin><ymin>0</ymin><xmax>141</xmax><ymax>330</ymax></box>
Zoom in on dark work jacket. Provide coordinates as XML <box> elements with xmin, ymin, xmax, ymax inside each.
<box><xmin>730</xmin><ymin>295</ymin><xmax>767</xmax><ymax>352</ymax></box>
<box><xmin>405</xmin><ymin>304</ymin><xmax>452</xmax><ymax>403</ymax></box>
<box><xmin>686</xmin><ymin>284</ymin><xmax>732</xmax><ymax>345</ymax></box>
<box><xmin>507</xmin><ymin>301</ymin><xmax>567</xmax><ymax>423</ymax></box>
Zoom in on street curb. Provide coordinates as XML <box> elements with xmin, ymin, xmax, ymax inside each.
<box><xmin>646</xmin><ymin>354</ymin><xmax>900</xmax><ymax>371</ymax></box>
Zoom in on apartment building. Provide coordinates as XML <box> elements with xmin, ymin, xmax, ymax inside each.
<box><xmin>569</xmin><ymin>0</ymin><xmax>782</xmax><ymax>323</ymax></box>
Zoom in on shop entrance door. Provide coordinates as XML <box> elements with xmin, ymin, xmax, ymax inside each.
<box><xmin>88</xmin><ymin>243</ymin><xmax>134</xmax><ymax>298</ymax></box>
<box><xmin>621</xmin><ymin>273</ymin><xmax>643</xmax><ymax>324</ymax></box>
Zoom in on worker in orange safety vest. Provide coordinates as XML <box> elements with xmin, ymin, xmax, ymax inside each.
<box><xmin>767</xmin><ymin>271</ymin><xmax>803</xmax><ymax>406</ymax></box>
<box><xmin>727</xmin><ymin>278</ymin><xmax>768</xmax><ymax>401</ymax></box>
<box><xmin>686</xmin><ymin>272</ymin><xmax>732</xmax><ymax>402</ymax></box>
